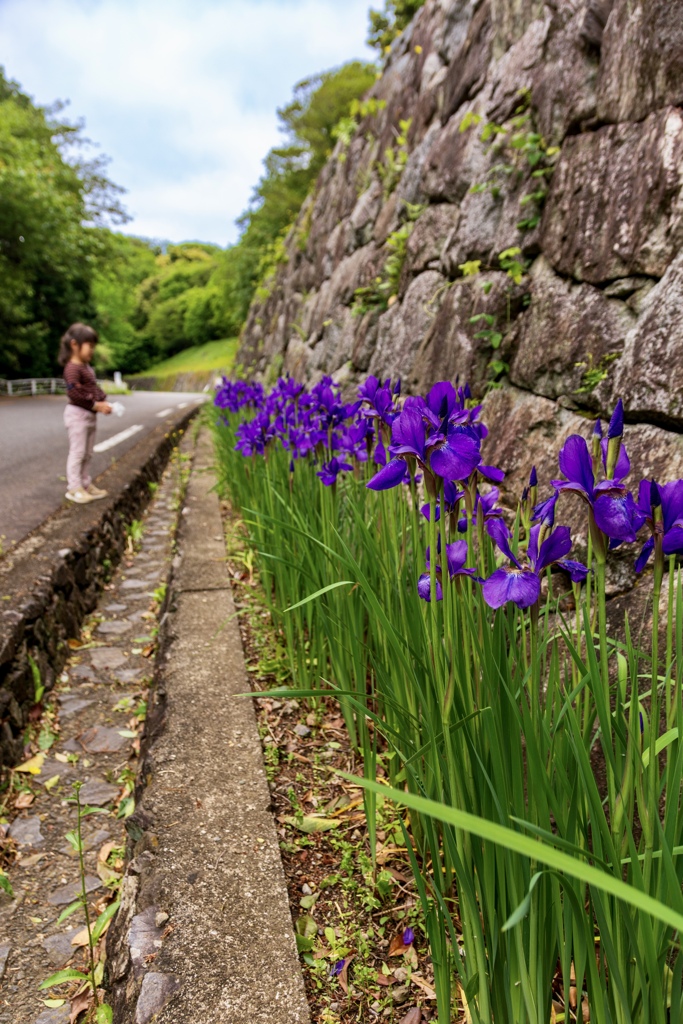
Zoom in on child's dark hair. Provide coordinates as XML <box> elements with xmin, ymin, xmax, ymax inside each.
<box><xmin>58</xmin><ymin>323</ymin><xmax>99</xmax><ymax>366</ymax></box>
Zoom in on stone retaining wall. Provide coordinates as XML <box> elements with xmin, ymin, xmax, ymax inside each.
<box><xmin>238</xmin><ymin>0</ymin><xmax>683</xmax><ymax>433</ymax></box>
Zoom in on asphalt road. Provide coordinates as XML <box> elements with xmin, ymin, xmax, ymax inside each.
<box><xmin>0</xmin><ymin>391</ymin><xmax>205</xmax><ymax>546</ymax></box>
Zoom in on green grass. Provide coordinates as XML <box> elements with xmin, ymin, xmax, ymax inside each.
<box><xmin>131</xmin><ymin>338</ymin><xmax>238</xmax><ymax>378</ymax></box>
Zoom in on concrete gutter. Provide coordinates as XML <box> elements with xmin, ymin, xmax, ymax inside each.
<box><xmin>107</xmin><ymin>431</ymin><xmax>311</xmax><ymax>1024</ymax></box>
<box><xmin>0</xmin><ymin>406</ymin><xmax>199</xmax><ymax>766</ymax></box>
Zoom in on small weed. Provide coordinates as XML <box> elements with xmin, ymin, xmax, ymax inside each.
<box><xmin>125</xmin><ymin>519</ymin><xmax>144</xmax><ymax>555</ymax></box>
<box><xmin>575</xmin><ymin>351</ymin><xmax>619</xmax><ymax>394</ymax></box>
<box><xmin>39</xmin><ymin>782</ymin><xmax>117</xmax><ymax>1022</ymax></box>
<box><xmin>377</xmin><ymin>118</ymin><xmax>412</xmax><ymax>198</ymax></box>
<box><xmin>461</xmin><ymin>91</ymin><xmax>559</xmax><ymax>231</ymax></box>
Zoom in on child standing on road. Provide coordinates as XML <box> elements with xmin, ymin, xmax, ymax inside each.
<box><xmin>58</xmin><ymin>323</ymin><xmax>112</xmax><ymax>504</ymax></box>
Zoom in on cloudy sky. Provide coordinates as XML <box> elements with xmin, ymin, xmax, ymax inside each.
<box><xmin>0</xmin><ymin>0</ymin><xmax>374</xmax><ymax>245</ymax></box>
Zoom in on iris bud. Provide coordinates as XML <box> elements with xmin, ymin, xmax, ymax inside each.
<box><xmin>529</xmin><ymin>465</ymin><xmax>538</xmax><ymax>508</ymax></box>
<box><xmin>607</xmin><ymin>399</ymin><xmax>624</xmax><ymax>440</ymax></box>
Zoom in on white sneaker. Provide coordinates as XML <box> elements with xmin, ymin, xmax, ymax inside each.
<box><xmin>65</xmin><ymin>489</ymin><xmax>95</xmax><ymax>504</ymax></box>
<box><xmin>86</xmin><ymin>484</ymin><xmax>108</xmax><ymax>499</ymax></box>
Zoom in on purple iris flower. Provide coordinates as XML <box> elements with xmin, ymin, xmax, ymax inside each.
<box><xmin>402</xmin><ymin>927</ymin><xmax>415</xmax><ymax>946</ymax></box>
<box><xmin>317</xmin><ymin>457</ymin><xmax>352</xmax><ymax>486</ymax></box>
<box><xmin>374</xmin><ymin>440</ymin><xmax>387</xmax><ymax>466</ymax></box>
<box><xmin>358</xmin><ymin>375</ymin><xmax>395</xmax><ymax>424</ymax></box>
<box><xmin>357</xmin><ymin>375</ymin><xmax>380</xmax><ymax>404</ymax></box>
<box><xmin>608</xmin><ymin>398</ymin><xmax>624</xmax><ymax>439</ymax></box>
<box><xmin>339</xmin><ymin>419</ymin><xmax>371</xmax><ymax>462</ymax></box>
<box><xmin>367</xmin><ymin>406</ymin><xmax>483</xmax><ymax>491</ymax></box>
<box><xmin>366</xmin><ymin>408</ymin><xmax>425</xmax><ymax>491</ymax></box>
<box><xmin>456</xmin><ymin>486</ymin><xmax>503</xmax><ymax>532</ymax></box>
<box><xmin>421</xmin><ymin>481</ymin><xmax>464</xmax><ymax>522</ymax></box>
<box><xmin>532</xmin><ymin>491</ymin><xmax>558</xmax><ymax>528</ymax></box>
<box><xmin>331</xmin><ymin>960</ymin><xmax>345</xmax><ymax>977</ymax></box>
<box><xmin>482</xmin><ymin>520</ymin><xmax>588</xmax><ymax>610</ymax></box>
<box><xmin>634</xmin><ymin>479</ymin><xmax>683</xmax><ymax>572</ymax></box>
<box><xmin>430</xmin><ymin>425</ymin><xmax>482</xmax><ymax>483</ymax></box>
<box><xmin>234</xmin><ymin>412</ymin><xmax>276</xmax><ymax>456</ymax></box>
<box><xmin>417</xmin><ymin>540</ymin><xmax>480</xmax><ymax>601</ymax></box>
<box><xmin>424</xmin><ymin>381</ymin><xmax>459</xmax><ymax>428</ymax></box>
<box><xmin>215</xmin><ymin>378</ymin><xmax>265</xmax><ymax>412</ymax></box>
<box><xmin>552</xmin><ymin>435</ymin><xmax>639</xmax><ymax>543</ymax></box>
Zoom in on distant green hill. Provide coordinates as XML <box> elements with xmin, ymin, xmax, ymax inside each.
<box><xmin>129</xmin><ymin>337</ymin><xmax>238</xmax><ymax>378</ymax></box>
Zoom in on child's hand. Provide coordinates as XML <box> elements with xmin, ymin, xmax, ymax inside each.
<box><xmin>94</xmin><ymin>401</ymin><xmax>113</xmax><ymax>414</ymax></box>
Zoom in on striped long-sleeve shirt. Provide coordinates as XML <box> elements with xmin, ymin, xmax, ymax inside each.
<box><xmin>63</xmin><ymin>362</ymin><xmax>106</xmax><ymax>411</ymax></box>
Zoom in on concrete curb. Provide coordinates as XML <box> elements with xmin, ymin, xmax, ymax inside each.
<box><xmin>107</xmin><ymin>430</ymin><xmax>311</xmax><ymax>1024</ymax></box>
<box><xmin>0</xmin><ymin>406</ymin><xmax>200</xmax><ymax>767</ymax></box>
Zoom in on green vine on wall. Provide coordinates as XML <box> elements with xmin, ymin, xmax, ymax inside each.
<box><xmin>351</xmin><ymin>200</ymin><xmax>424</xmax><ymax>316</ymax></box>
<box><xmin>460</xmin><ymin>91</ymin><xmax>559</xmax><ymax>231</ymax></box>
<box><xmin>377</xmin><ymin>118</ymin><xmax>412</xmax><ymax>199</ymax></box>
<box><xmin>458</xmin><ymin>247</ymin><xmax>530</xmax><ymax>385</ymax></box>
<box><xmin>332</xmin><ymin>97</ymin><xmax>388</xmax><ymax>163</ymax></box>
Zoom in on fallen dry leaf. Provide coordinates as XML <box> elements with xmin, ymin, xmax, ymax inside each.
<box><xmin>15</xmin><ymin>791</ymin><xmax>34</xmax><ymax>809</ymax></box>
<box><xmin>388</xmin><ymin>868</ymin><xmax>411</xmax><ymax>883</ymax></box>
<box><xmin>141</xmin><ymin>643</ymin><xmax>155</xmax><ymax>658</ymax></box>
<box><xmin>411</xmin><ymin>975</ymin><xmax>437</xmax><ymax>1000</ymax></box>
<box><xmin>398</xmin><ymin>1010</ymin><xmax>422</xmax><ymax>1024</ymax></box>
<box><xmin>457</xmin><ymin>981</ymin><xmax>473</xmax><ymax>1024</ymax></box>
<box><xmin>330</xmin><ymin>797</ymin><xmax>363</xmax><ymax>818</ymax></box>
<box><xmin>16</xmin><ymin>752</ymin><xmax>46</xmax><ymax>775</ymax></box>
<box><xmin>18</xmin><ymin>852</ymin><xmax>47</xmax><ymax>868</ymax></box>
<box><xmin>67</xmin><ymin>639</ymin><xmax>83</xmax><ymax>650</ymax></box>
<box><xmin>388</xmin><ymin>934</ymin><xmax>411</xmax><ymax>957</ymax></box>
<box><xmin>69</xmin><ymin>989</ymin><xmax>92</xmax><ymax>1023</ymax></box>
<box><xmin>96</xmin><ymin>861</ymin><xmax>121</xmax><ymax>885</ymax></box>
<box><xmin>337</xmin><ymin>954</ymin><xmax>354</xmax><ymax>995</ymax></box>
<box><xmin>71</xmin><ymin>928</ymin><xmax>90</xmax><ymax>948</ymax></box>
<box><xmin>376</xmin><ymin>972</ymin><xmax>396</xmax><ymax>987</ymax></box>
<box><xmin>98</xmin><ymin>842</ymin><xmax>115</xmax><ymax>864</ymax></box>
<box><xmin>375</xmin><ymin>844</ymin><xmax>405</xmax><ymax>865</ymax></box>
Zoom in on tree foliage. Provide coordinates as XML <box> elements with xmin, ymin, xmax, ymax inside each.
<box><xmin>367</xmin><ymin>0</ymin><xmax>426</xmax><ymax>53</ymax></box>
<box><xmin>0</xmin><ymin>58</ymin><xmax>376</xmax><ymax>377</ymax></box>
<box><xmin>216</xmin><ymin>60</ymin><xmax>377</xmax><ymax>332</ymax></box>
<box><xmin>0</xmin><ymin>67</ymin><xmax>128</xmax><ymax>377</ymax></box>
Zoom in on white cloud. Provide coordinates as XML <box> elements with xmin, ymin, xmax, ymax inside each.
<box><xmin>0</xmin><ymin>0</ymin><xmax>375</xmax><ymax>243</ymax></box>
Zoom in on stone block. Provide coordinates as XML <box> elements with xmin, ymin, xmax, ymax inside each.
<box><xmin>402</xmin><ymin>203</ymin><xmax>461</xmax><ymax>279</ymax></box>
<box><xmin>441</xmin><ymin>0</ymin><xmax>493</xmax><ymax>123</ymax></box>
<box><xmin>369</xmin><ymin>271</ymin><xmax>446</xmax><ymax>382</ymax></box>
<box><xmin>611</xmin><ymin>252</ymin><xmax>683</xmax><ymax>427</ymax></box>
<box><xmin>509</xmin><ymin>256</ymin><xmax>634</xmax><ymax>407</ymax></box>
<box><xmin>541</xmin><ymin>108</ymin><xmax>683</xmax><ymax>283</ymax></box>
<box><xmin>597</xmin><ymin>0</ymin><xmax>683</xmax><ymax>123</ymax></box>
<box><xmin>411</xmin><ymin>271</ymin><xmax>523</xmax><ymax>395</ymax></box>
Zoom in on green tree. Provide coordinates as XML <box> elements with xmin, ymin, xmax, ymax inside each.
<box><xmin>90</xmin><ymin>231</ymin><xmax>158</xmax><ymax>373</ymax></box>
<box><xmin>0</xmin><ymin>67</ymin><xmax>127</xmax><ymax>377</ymax></box>
<box><xmin>131</xmin><ymin>243</ymin><xmax>228</xmax><ymax>362</ymax></box>
<box><xmin>367</xmin><ymin>0</ymin><xmax>426</xmax><ymax>53</ymax></box>
<box><xmin>216</xmin><ymin>60</ymin><xmax>376</xmax><ymax>331</ymax></box>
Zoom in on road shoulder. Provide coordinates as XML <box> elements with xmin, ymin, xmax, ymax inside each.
<box><xmin>107</xmin><ymin>430</ymin><xmax>311</xmax><ymax>1024</ymax></box>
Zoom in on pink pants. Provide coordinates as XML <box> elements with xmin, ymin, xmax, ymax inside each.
<box><xmin>64</xmin><ymin>404</ymin><xmax>97</xmax><ymax>493</ymax></box>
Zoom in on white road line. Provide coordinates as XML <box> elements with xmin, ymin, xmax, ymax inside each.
<box><xmin>177</xmin><ymin>402</ymin><xmax>188</xmax><ymax>409</ymax></box>
<box><xmin>93</xmin><ymin>424</ymin><xmax>144</xmax><ymax>453</ymax></box>
<box><xmin>155</xmin><ymin>407</ymin><xmax>173</xmax><ymax>417</ymax></box>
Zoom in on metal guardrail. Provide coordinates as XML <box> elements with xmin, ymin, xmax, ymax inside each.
<box><xmin>0</xmin><ymin>377</ymin><xmax>66</xmax><ymax>396</ymax></box>
<box><xmin>1</xmin><ymin>374</ymin><xmax>125</xmax><ymax>397</ymax></box>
